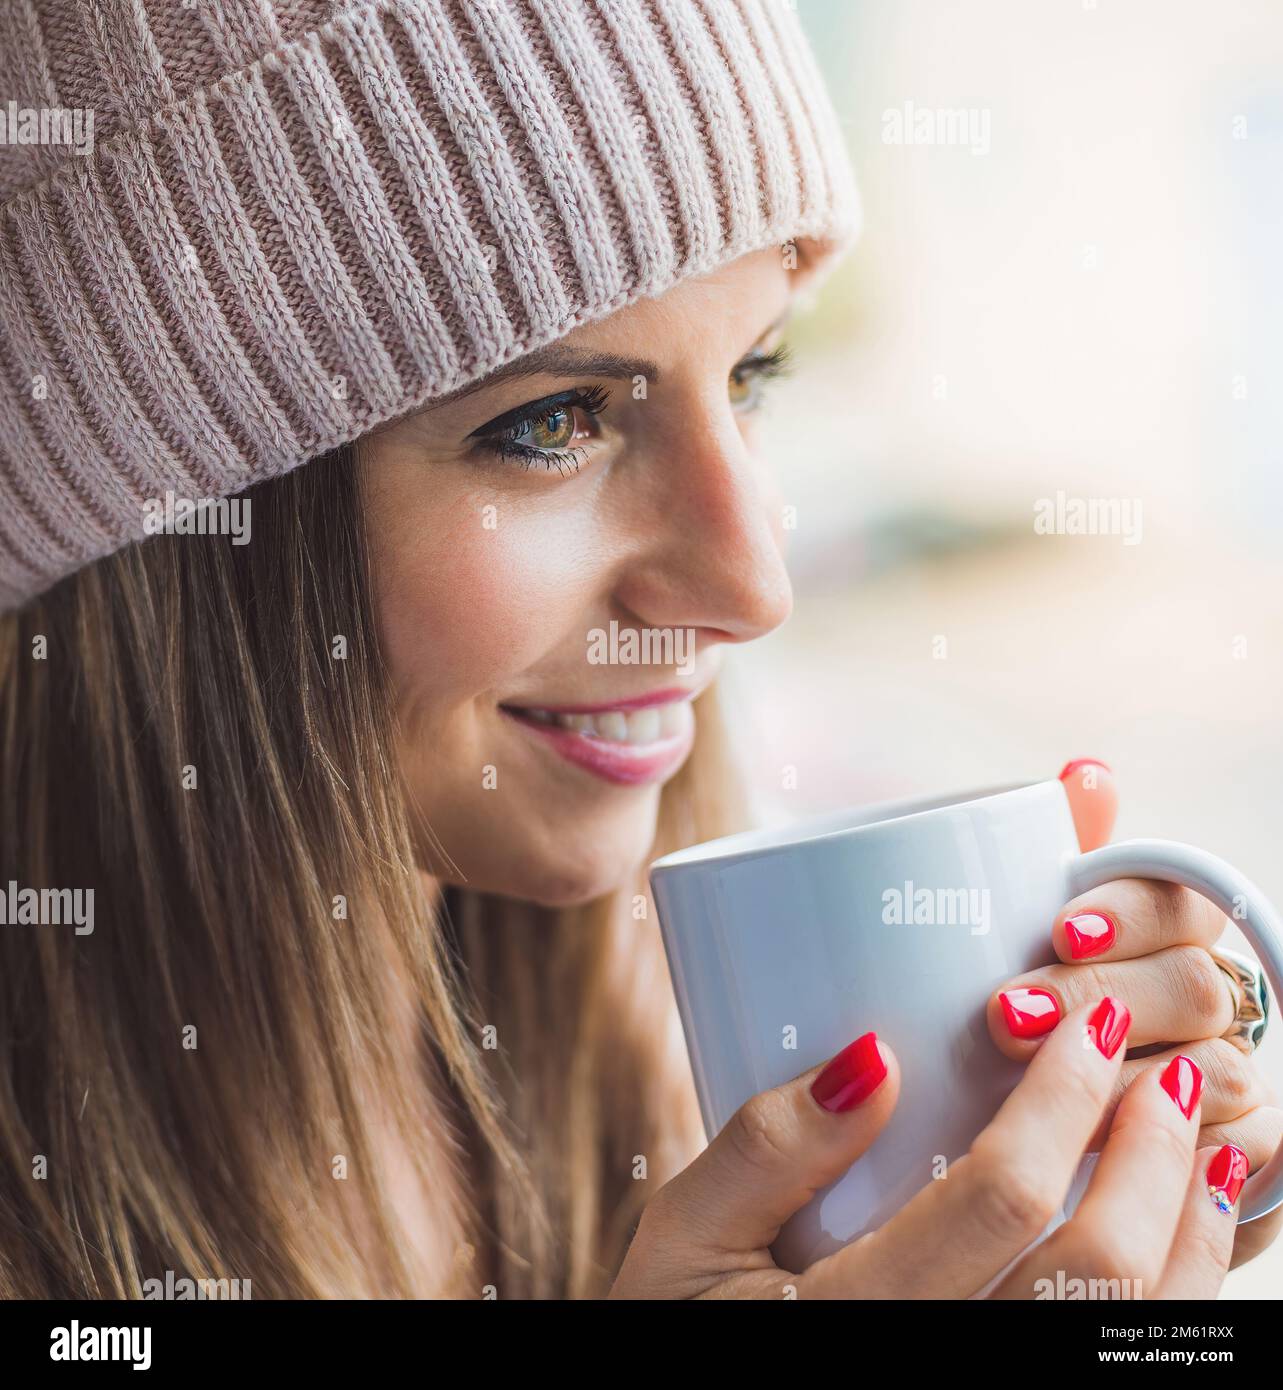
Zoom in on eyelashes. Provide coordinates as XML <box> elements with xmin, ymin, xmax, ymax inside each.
<box><xmin>728</xmin><ymin>342</ymin><xmax>793</xmax><ymax>413</ymax></box>
<box><xmin>466</xmin><ymin>342</ymin><xmax>794</xmax><ymax>474</ymax></box>
<box><xmin>468</xmin><ymin>385</ymin><xmax>610</xmax><ymax>473</ymax></box>
<box><xmin>737</xmin><ymin>342</ymin><xmax>794</xmax><ymax>383</ymax></box>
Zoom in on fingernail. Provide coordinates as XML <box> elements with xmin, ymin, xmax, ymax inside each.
<box><xmin>1086</xmin><ymin>996</ymin><xmax>1131</xmax><ymax>1059</ymax></box>
<box><xmin>1207</xmin><ymin>1144</ymin><xmax>1249</xmax><ymax>1214</ymax></box>
<box><xmin>1059</xmin><ymin>758</ymin><xmax>1112</xmax><ymax>783</ymax></box>
<box><xmin>1159</xmin><ymin>1055</ymin><xmax>1204</xmax><ymax>1119</ymax></box>
<box><xmin>999</xmin><ymin>987</ymin><xmax>1061</xmax><ymax>1039</ymax></box>
<box><xmin>1065</xmin><ymin>910</ymin><xmax>1116</xmax><ymax>960</ymax></box>
<box><xmin>811</xmin><ymin>1032</ymin><xmax>887</xmax><ymax>1113</ymax></box>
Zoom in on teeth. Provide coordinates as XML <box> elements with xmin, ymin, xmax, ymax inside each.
<box><xmin>521</xmin><ymin>702</ymin><xmax>690</xmax><ymax>743</ymax></box>
<box><xmin>596</xmin><ymin>712</ymin><xmax>628</xmax><ymax>742</ymax></box>
<box><xmin>628</xmin><ymin>708</ymin><xmax>660</xmax><ymax>744</ymax></box>
<box><xmin>657</xmin><ymin>702</ymin><xmax>683</xmax><ymax>737</ymax></box>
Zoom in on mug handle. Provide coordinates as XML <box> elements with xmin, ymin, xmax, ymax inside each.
<box><xmin>1068</xmin><ymin>839</ymin><xmax>1283</xmax><ymax>1223</ymax></box>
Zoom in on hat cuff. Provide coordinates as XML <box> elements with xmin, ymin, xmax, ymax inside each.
<box><xmin>0</xmin><ymin>0</ymin><xmax>859</xmax><ymax>611</ymax></box>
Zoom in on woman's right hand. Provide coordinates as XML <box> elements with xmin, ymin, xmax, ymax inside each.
<box><xmin>610</xmin><ymin>999</ymin><xmax>1250</xmax><ymax>1299</ymax></box>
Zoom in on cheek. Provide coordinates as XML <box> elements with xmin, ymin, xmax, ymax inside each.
<box><xmin>373</xmin><ymin>494</ymin><xmax>601</xmax><ymax>707</ymax></box>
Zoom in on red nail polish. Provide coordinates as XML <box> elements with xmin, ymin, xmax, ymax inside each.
<box><xmin>1207</xmin><ymin>1144</ymin><xmax>1249</xmax><ymax>1214</ymax></box>
<box><xmin>1086</xmin><ymin>996</ymin><xmax>1130</xmax><ymax>1059</ymax></box>
<box><xmin>1059</xmin><ymin>758</ymin><xmax>1112</xmax><ymax>782</ymax></box>
<box><xmin>1159</xmin><ymin>1055</ymin><xmax>1203</xmax><ymax>1119</ymax></box>
<box><xmin>999</xmin><ymin>988</ymin><xmax>1060</xmax><ymax>1039</ymax></box>
<box><xmin>1065</xmin><ymin>911</ymin><xmax>1116</xmax><ymax>959</ymax></box>
<box><xmin>811</xmin><ymin>1032</ymin><xmax>886</xmax><ymax>1113</ymax></box>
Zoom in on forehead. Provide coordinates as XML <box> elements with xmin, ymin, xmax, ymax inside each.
<box><xmin>361</xmin><ymin>249</ymin><xmax>793</xmax><ymax>450</ymax></box>
<box><xmin>551</xmin><ymin>248</ymin><xmax>792</xmax><ymax>362</ymax></box>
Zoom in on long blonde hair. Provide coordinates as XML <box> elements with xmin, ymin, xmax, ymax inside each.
<box><xmin>0</xmin><ymin>444</ymin><xmax>734</xmax><ymax>1298</ymax></box>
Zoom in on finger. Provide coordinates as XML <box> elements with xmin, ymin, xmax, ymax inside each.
<box><xmin>1072</xmin><ymin>1039</ymin><xmax>1268</xmax><ymax>1149</ymax></box>
<box><xmin>993</xmin><ymin>1053</ymin><xmax>1204</xmax><ymax>1298</ymax></box>
<box><xmin>989</xmin><ymin>946</ymin><xmax>1235</xmax><ymax>1056</ymax></box>
<box><xmin>1108</xmin><ymin>1038</ymin><xmax>1268</xmax><ymax>1131</ymax></box>
<box><xmin>1153</xmin><ymin>1145</ymin><xmax>1244</xmax><ymax>1298</ymax></box>
<box><xmin>800</xmin><ymin>998</ymin><xmax>1130</xmax><ymax>1298</ymax></box>
<box><xmin>1195</xmin><ymin>1103</ymin><xmax>1283</xmax><ymax>1170</ymax></box>
<box><xmin>655</xmin><ymin>1033</ymin><xmax>899</xmax><ymax>1265</ymax></box>
<box><xmin>1193</xmin><ymin>1104</ymin><xmax>1283</xmax><ymax>1270</ymax></box>
<box><xmin>1060</xmin><ymin>758</ymin><xmax>1117</xmax><ymax>851</ymax></box>
<box><xmin>1051</xmin><ymin>879</ymin><xmax>1228</xmax><ymax>964</ymax></box>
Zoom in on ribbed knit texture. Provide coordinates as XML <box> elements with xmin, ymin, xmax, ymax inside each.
<box><xmin>0</xmin><ymin>0</ymin><xmax>859</xmax><ymax>611</ymax></box>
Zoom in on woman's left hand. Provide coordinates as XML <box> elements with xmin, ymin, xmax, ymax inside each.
<box><xmin>988</xmin><ymin>758</ymin><xmax>1283</xmax><ymax>1271</ymax></box>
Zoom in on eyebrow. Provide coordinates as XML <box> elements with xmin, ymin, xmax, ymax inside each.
<box><xmin>430</xmin><ymin>348</ymin><xmax>662</xmax><ymax>410</ymax></box>
<box><xmin>367</xmin><ymin>311</ymin><xmax>791</xmax><ymax>440</ymax></box>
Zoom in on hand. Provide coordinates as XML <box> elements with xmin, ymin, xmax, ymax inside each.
<box><xmin>611</xmin><ymin>1004</ymin><xmax>1244</xmax><ymax>1298</ymax></box>
<box><xmin>988</xmin><ymin>758</ymin><xmax>1283</xmax><ymax>1269</ymax></box>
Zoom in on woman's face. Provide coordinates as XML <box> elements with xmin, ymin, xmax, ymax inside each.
<box><xmin>363</xmin><ymin>248</ymin><xmax>796</xmax><ymax>906</ymax></box>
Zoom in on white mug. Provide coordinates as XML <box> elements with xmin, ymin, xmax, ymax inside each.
<box><xmin>650</xmin><ymin>779</ymin><xmax>1283</xmax><ymax>1273</ymax></box>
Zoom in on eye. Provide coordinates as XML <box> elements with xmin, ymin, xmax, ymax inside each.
<box><xmin>523</xmin><ymin>406</ymin><xmax>578</xmax><ymax>451</ymax></box>
<box><xmin>728</xmin><ymin>367</ymin><xmax>760</xmax><ymax>411</ymax></box>
<box><xmin>468</xmin><ymin>385</ymin><xmax>610</xmax><ymax>473</ymax></box>
<box><xmin>728</xmin><ymin>342</ymin><xmax>794</xmax><ymax>414</ymax></box>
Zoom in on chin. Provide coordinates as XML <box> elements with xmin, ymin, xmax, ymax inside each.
<box><xmin>463</xmin><ymin>793</ymin><xmax>662</xmax><ymax>908</ymax></box>
<box><xmin>528</xmin><ymin>834</ymin><xmax>657</xmax><ymax>909</ymax></box>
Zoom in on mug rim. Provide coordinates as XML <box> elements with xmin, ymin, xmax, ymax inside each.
<box><xmin>650</xmin><ymin>777</ymin><xmax>1067</xmax><ymax>875</ymax></box>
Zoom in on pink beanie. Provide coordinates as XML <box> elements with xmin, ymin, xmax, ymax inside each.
<box><xmin>0</xmin><ymin>0</ymin><xmax>859</xmax><ymax>612</ymax></box>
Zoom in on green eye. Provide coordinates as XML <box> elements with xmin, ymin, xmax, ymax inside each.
<box><xmin>523</xmin><ymin>407</ymin><xmax>576</xmax><ymax>451</ymax></box>
<box><xmin>729</xmin><ymin>343</ymin><xmax>794</xmax><ymax>413</ymax></box>
<box><xmin>468</xmin><ymin>385</ymin><xmax>611</xmax><ymax>472</ymax></box>
<box><xmin>728</xmin><ymin>367</ymin><xmax>761</xmax><ymax>410</ymax></box>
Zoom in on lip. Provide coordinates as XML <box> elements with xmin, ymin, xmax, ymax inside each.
<box><xmin>499</xmin><ymin>698</ymin><xmax>697</xmax><ymax>786</ymax></box>
<box><xmin>503</xmin><ymin>685</ymin><xmax>698</xmax><ymax>716</ymax></box>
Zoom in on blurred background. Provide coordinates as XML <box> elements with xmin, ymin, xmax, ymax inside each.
<box><xmin>727</xmin><ymin>0</ymin><xmax>1283</xmax><ymax>1297</ymax></box>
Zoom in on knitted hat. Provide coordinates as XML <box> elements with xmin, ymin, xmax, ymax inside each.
<box><xmin>0</xmin><ymin>0</ymin><xmax>859</xmax><ymax>612</ymax></box>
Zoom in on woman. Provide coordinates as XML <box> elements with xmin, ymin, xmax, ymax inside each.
<box><xmin>0</xmin><ymin>0</ymin><xmax>1278</xmax><ymax>1299</ymax></box>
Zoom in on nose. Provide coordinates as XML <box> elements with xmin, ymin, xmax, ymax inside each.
<box><xmin>611</xmin><ymin>410</ymin><xmax>794</xmax><ymax>646</ymax></box>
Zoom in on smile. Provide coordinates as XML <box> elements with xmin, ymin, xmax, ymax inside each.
<box><xmin>500</xmin><ymin>689</ymin><xmax>697</xmax><ymax>786</ymax></box>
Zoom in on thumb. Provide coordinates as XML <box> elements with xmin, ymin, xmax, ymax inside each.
<box><xmin>660</xmin><ymin>1034</ymin><xmax>899</xmax><ymax>1258</ymax></box>
<box><xmin>1059</xmin><ymin>758</ymin><xmax>1118</xmax><ymax>851</ymax></box>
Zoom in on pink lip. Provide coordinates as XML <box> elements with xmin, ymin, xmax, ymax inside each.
<box><xmin>503</xmin><ymin>686</ymin><xmax>697</xmax><ymax>716</ymax></box>
<box><xmin>500</xmin><ymin>707</ymin><xmax>695</xmax><ymax>786</ymax></box>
